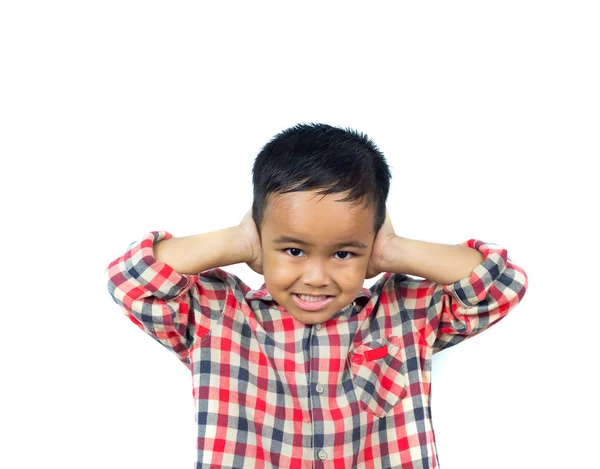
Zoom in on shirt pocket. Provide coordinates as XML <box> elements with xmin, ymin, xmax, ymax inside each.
<box><xmin>348</xmin><ymin>335</ymin><xmax>408</xmax><ymax>418</ymax></box>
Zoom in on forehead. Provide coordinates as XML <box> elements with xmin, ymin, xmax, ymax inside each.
<box><xmin>263</xmin><ymin>190</ymin><xmax>374</xmax><ymax>241</ymax></box>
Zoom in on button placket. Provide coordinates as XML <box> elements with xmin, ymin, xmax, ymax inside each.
<box><xmin>310</xmin><ymin>321</ymin><xmax>333</xmax><ymax>465</ymax></box>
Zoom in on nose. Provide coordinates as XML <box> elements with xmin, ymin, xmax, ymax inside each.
<box><xmin>302</xmin><ymin>257</ymin><xmax>330</xmax><ymax>288</ymax></box>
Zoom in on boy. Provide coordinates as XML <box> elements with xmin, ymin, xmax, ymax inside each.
<box><xmin>105</xmin><ymin>123</ymin><xmax>528</xmax><ymax>468</ymax></box>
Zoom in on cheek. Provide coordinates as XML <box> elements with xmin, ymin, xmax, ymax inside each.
<box><xmin>265</xmin><ymin>252</ymin><xmax>292</xmax><ymax>273</ymax></box>
<box><xmin>339</xmin><ymin>264</ymin><xmax>369</xmax><ymax>296</ymax></box>
<box><xmin>340</xmin><ymin>259</ymin><xmax>369</xmax><ymax>282</ymax></box>
<box><xmin>262</xmin><ymin>253</ymin><xmax>297</xmax><ymax>286</ymax></box>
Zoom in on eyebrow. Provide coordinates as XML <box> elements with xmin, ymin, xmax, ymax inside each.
<box><xmin>272</xmin><ymin>235</ymin><xmax>368</xmax><ymax>250</ymax></box>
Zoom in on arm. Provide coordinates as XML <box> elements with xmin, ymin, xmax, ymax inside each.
<box><xmin>367</xmin><ymin>211</ymin><xmax>528</xmax><ymax>353</ymax></box>
<box><xmin>105</xmin><ymin>223</ymin><xmax>256</xmax><ymax>369</ymax></box>
<box><xmin>367</xmin><ymin>210</ymin><xmax>485</xmax><ymax>283</ymax></box>
<box><xmin>153</xmin><ymin>226</ymin><xmax>251</xmax><ymax>275</ymax></box>
<box><xmin>376</xmin><ymin>236</ymin><xmax>485</xmax><ymax>284</ymax></box>
<box><xmin>383</xmin><ymin>238</ymin><xmax>528</xmax><ymax>354</ymax></box>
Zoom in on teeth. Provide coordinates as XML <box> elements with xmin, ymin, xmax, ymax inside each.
<box><xmin>298</xmin><ymin>294</ymin><xmax>330</xmax><ymax>302</ymax></box>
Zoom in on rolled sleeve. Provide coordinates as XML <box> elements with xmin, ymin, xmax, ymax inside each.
<box><xmin>429</xmin><ymin>239</ymin><xmax>529</xmax><ymax>354</ymax></box>
<box><xmin>113</xmin><ymin>230</ymin><xmax>197</xmax><ymax>300</ymax></box>
<box><xmin>105</xmin><ymin>231</ymin><xmax>208</xmax><ymax>370</ymax></box>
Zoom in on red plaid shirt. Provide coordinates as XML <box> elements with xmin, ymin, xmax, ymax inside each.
<box><xmin>105</xmin><ymin>231</ymin><xmax>528</xmax><ymax>469</ymax></box>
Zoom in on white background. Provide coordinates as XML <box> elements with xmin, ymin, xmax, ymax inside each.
<box><xmin>1</xmin><ymin>1</ymin><xmax>598</xmax><ymax>468</ymax></box>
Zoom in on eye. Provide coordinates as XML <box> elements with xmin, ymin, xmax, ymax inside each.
<box><xmin>284</xmin><ymin>248</ymin><xmax>305</xmax><ymax>257</ymax></box>
<box><xmin>334</xmin><ymin>251</ymin><xmax>354</xmax><ymax>260</ymax></box>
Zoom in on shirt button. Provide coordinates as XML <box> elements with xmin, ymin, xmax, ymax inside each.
<box><xmin>314</xmin><ymin>324</ymin><xmax>322</xmax><ymax>331</ymax></box>
<box><xmin>315</xmin><ymin>383</ymin><xmax>324</xmax><ymax>394</ymax></box>
<box><xmin>317</xmin><ymin>449</ymin><xmax>328</xmax><ymax>460</ymax></box>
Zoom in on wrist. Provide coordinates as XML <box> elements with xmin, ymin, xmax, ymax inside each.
<box><xmin>378</xmin><ymin>235</ymin><xmax>412</xmax><ymax>275</ymax></box>
<box><xmin>226</xmin><ymin>226</ymin><xmax>254</xmax><ymax>265</ymax></box>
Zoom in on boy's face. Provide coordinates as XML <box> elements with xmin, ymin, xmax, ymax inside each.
<box><xmin>260</xmin><ymin>190</ymin><xmax>376</xmax><ymax>325</ymax></box>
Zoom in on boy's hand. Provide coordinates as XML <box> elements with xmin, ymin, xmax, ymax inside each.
<box><xmin>366</xmin><ymin>209</ymin><xmax>397</xmax><ymax>279</ymax></box>
<box><xmin>238</xmin><ymin>209</ymin><xmax>263</xmax><ymax>275</ymax></box>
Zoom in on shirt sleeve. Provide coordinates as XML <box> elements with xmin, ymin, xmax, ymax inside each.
<box><xmin>104</xmin><ymin>230</ymin><xmax>227</xmax><ymax>370</ymax></box>
<box><xmin>423</xmin><ymin>239</ymin><xmax>529</xmax><ymax>354</ymax></box>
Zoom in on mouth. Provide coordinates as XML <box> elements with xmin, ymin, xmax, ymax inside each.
<box><xmin>291</xmin><ymin>293</ymin><xmax>335</xmax><ymax>311</ymax></box>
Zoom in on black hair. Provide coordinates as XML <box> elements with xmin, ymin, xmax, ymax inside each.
<box><xmin>251</xmin><ymin>122</ymin><xmax>392</xmax><ymax>239</ymax></box>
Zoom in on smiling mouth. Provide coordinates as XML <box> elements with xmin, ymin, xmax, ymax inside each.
<box><xmin>294</xmin><ymin>293</ymin><xmax>334</xmax><ymax>302</ymax></box>
<box><xmin>291</xmin><ymin>293</ymin><xmax>335</xmax><ymax>312</ymax></box>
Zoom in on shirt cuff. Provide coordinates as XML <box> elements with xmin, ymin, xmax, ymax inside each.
<box><xmin>118</xmin><ymin>230</ymin><xmax>198</xmax><ymax>301</ymax></box>
<box><xmin>440</xmin><ymin>239</ymin><xmax>508</xmax><ymax>309</ymax></box>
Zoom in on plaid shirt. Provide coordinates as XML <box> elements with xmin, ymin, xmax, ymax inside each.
<box><xmin>105</xmin><ymin>230</ymin><xmax>528</xmax><ymax>469</ymax></box>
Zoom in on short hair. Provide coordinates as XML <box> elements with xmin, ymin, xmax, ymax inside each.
<box><xmin>252</xmin><ymin>122</ymin><xmax>392</xmax><ymax>239</ymax></box>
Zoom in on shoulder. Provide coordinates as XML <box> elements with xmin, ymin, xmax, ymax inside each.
<box><xmin>370</xmin><ymin>272</ymin><xmax>439</xmax><ymax>329</ymax></box>
<box><xmin>373</xmin><ymin>272</ymin><xmax>437</xmax><ymax>300</ymax></box>
<box><xmin>196</xmin><ymin>267</ymin><xmax>254</xmax><ymax>297</ymax></box>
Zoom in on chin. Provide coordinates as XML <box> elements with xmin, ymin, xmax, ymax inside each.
<box><xmin>288</xmin><ymin>308</ymin><xmax>335</xmax><ymax>325</ymax></box>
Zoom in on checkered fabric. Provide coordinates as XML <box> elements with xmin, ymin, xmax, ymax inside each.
<box><xmin>105</xmin><ymin>231</ymin><xmax>528</xmax><ymax>469</ymax></box>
